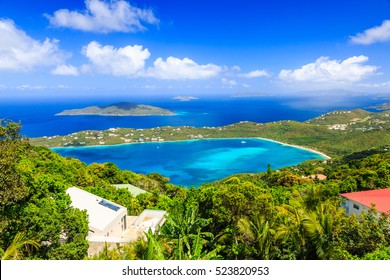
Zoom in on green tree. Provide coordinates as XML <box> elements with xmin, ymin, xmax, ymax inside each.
<box><xmin>363</xmin><ymin>246</ymin><xmax>390</xmax><ymax>260</ymax></box>
<box><xmin>0</xmin><ymin>232</ymin><xmax>40</xmax><ymax>260</ymax></box>
<box><xmin>0</xmin><ymin>121</ymin><xmax>29</xmax><ymax>210</ymax></box>
<box><xmin>237</xmin><ymin>215</ymin><xmax>278</xmax><ymax>259</ymax></box>
<box><xmin>334</xmin><ymin>209</ymin><xmax>390</xmax><ymax>258</ymax></box>
<box><xmin>211</xmin><ymin>177</ymin><xmax>273</xmax><ymax>259</ymax></box>
<box><xmin>301</xmin><ymin>201</ymin><xmax>343</xmax><ymax>259</ymax></box>
<box><xmin>276</xmin><ymin>190</ymin><xmax>309</xmax><ymax>259</ymax></box>
<box><xmin>160</xmin><ymin>204</ymin><xmax>220</xmax><ymax>260</ymax></box>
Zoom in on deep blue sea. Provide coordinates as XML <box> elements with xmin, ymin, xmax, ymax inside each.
<box><xmin>1</xmin><ymin>94</ymin><xmax>386</xmax><ymax>186</ymax></box>
<box><xmin>0</xmin><ymin>94</ymin><xmax>385</xmax><ymax>137</ymax></box>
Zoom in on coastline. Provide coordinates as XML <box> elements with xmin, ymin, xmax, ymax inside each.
<box><xmin>254</xmin><ymin>137</ymin><xmax>331</xmax><ymax>159</ymax></box>
<box><xmin>50</xmin><ymin>136</ymin><xmax>331</xmax><ymax>159</ymax></box>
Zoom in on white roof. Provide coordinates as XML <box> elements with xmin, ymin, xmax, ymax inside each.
<box><xmin>66</xmin><ymin>187</ymin><xmax>126</xmax><ymax>232</ymax></box>
<box><xmin>130</xmin><ymin>209</ymin><xmax>167</xmax><ymax>231</ymax></box>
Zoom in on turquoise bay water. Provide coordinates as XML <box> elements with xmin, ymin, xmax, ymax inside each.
<box><xmin>52</xmin><ymin>138</ymin><xmax>326</xmax><ymax>187</ymax></box>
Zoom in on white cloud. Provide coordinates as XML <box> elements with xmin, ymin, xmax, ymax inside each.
<box><xmin>81</xmin><ymin>41</ymin><xmax>150</xmax><ymax>76</ymax></box>
<box><xmin>279</xmin><ymin>56</ymin><xmax>378</xmax><ymax>84</ymax></box>
<box><xmin>46</xmin><ymin>0</ymin><xmax>158</xmax><ymax>34</ymax></box>
<box><xmin>243</xmin><ymin>83</ymin><xmax>250</xmax><ymax>88</ymax></box>
<box><xmin>238</xmin><ymin>69</ymin><xmax>270</xmax><ymax>78</ymax></box>
<box><xmin>51</xmin><ymin>64</ymin><xmax>79</xmax><ymax>76</ymax></box>
<box><xmin>144</xmin><ymin>84</ymin><xmax>157</xmax><ymax>89</ymax></box>
<box><xmin>147</xmin><ymin>57</ymin><xmax>222</xmax><ymax>80</ymax></box>
<box><xmin>15</xmin><ymin>84</ymin><xmax>47</xmax><ymax>90</ymax></box>
<box><xmin>358</xmin><ymin>81</ymin><xmax>390</xmax><ymax>88</ymax></box>
<box><xmin>0</xmin><ymin>19</ymin><xmax>66</xmax><ymax>72</ymax></box>
<box><xmin>350</xmin><ymin>20</ymin><xmax>390</xmax><ymax>45</ymax></box>
<box><xmin>80</xmin><ymin>42</ymin><xmax>222</xmax><ymax>80</ymax></box>
<box><xmin>56</xmin><ymin>85</ymin><xmax>72</xmax><ymax>89</ymax></box>
<box><xmin>222</xmin><ymin>78</ymin><xmax>238</xmax><ymax>86</ymax></box>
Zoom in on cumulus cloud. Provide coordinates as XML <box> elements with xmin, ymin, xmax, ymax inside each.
<box><xmin>51</xmin><ymin>64</ymin><xmax>79</xmax><ymax>76</ymax></box>
<box><xmin>222</xmin><ymin>78</ymin><xmax>238</xmax><ymax>86</ymax></box>
<box><xmin>279</xmin><ymin>56</ymin><xmax>378</xmax><ymax>83</ymax></box>
<box><xmin>46</xmin><ymin>0</ymin><xmax>158</xmax><ymax>33</ymax></box>
<box><xmin>350</xmin><ymin>20</ymin><xmax>390</xmax><ymax>45</ymax></box>
<box><xmin>146</xmin><ymin>57</ymin><xmax>222</xmax><ymax>80</ymax></box>
<box><xmin>238</xmin><ymin>69</ymin><xmax>270</xmax><ymax>78</ymax></box>
<box><xmin>79</xmin><ymin>41</ymin><xmax>222</xmax><ymax>80</ymax></box>
<box><xmin>0</xmin><ymin>19</ymin><xmax>66</xmax><ymax>71</ymax></box>
<box><xmin>81</xmin><ymin>41</ymin><xmax>150</xmax><ymax>76</ymax></box>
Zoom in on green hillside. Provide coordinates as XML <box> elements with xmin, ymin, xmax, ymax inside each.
<box><xmin>306</xmin><ymin>109</ymin><xmax>372</xmax><ymax>125</ymax></box>
<box><xmin>2</xmin><ymin>120</ymin><xmax>390</xmax><ymax>260</ymax></box>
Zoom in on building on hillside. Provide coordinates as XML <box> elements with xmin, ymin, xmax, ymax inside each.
<box><xmin>66</xmin><ymin>187</ymin><xmax>167</xmax><ymax>257</ymax></box>
<box><xmin>66</xmin><ymin>187</ymin><xmax>128</xmax><ymax>239</ymax></box>
<box><xmin>340</xmin><ymin>188</ymin><xmax>390</xmax><ymax>216</ymax></box>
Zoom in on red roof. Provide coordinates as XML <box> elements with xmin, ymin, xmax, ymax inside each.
<box><xmin>340</xmin><ymin>188</ymin><xmax>390</xmax><ymax>214</ymax></box>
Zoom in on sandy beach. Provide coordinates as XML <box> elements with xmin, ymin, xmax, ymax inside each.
<box><xmin>255</xmin><ymin>137</ymin><xmax>331</xmax><ymax>159</ymax></box>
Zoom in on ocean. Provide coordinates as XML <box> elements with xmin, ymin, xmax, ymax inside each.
<box><xmin>1</xmin><ymin>94</ymin><xmax>385</xmax><ymax>186</ymax></box>
<box><xmin>0</xmin><ymin>94</ymin><xmax>384</xmax><ymax>138</ymax></box>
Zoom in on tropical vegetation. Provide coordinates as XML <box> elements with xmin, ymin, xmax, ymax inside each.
<box><xmin>1</xmin><ymin>119</ymin><xmax>390</xmax><ymax>260</ymax></box>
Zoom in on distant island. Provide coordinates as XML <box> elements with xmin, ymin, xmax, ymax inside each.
<box><xmin>369</xmin><ymin>102</ymin><xmax>390</xmax><ymax>111</ymax></box>
<box><xmin>56</xmin><ymin>102</ymin><xmax>175</xmax><ymax>116</ymax></box>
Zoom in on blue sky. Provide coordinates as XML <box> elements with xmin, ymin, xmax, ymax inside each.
<box><xmin>0</xmin><ymin>0</ymin><xmax>390</xmax><ymax>98</ymax></box>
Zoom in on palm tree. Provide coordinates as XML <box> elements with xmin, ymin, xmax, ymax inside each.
<box><xmin>0</xmin><ymin>232</ymin><xmax>40</xmax><ymax>260</ymax></box>
<box><xmin>301</xmin><ymin>201</ymin><xmax>342</xmax><ymax>259</ymax></box>
<box><xmin>160</xmin><ymin>205</ymin><xmax>220</xmax><ymax>260</ymax></box>
<box><xmin>275</xmin><ymin>190</ymin><xmax>309</xmax><ymax>259</ymax></box>
<box><xmin>238</xmin><ymin>215</ymin><xmax>276</xmax><ymax>259</ymax></box>
<box><xmin>302</xmin><ymin>185</ymin><xmax>323</xmax><ymax>211</ymax></box>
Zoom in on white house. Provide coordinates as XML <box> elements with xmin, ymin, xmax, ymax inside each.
<box><xmin>66</xmin><ymin>187</ymin><xmax>167</xmax><ymax>257</ymax></box>
<box><xmin>66</xmin><ymin>187</ymin><xmax>128</xmax><ymax>239</ymax></box>
<box><xmin>340</xmin><ymin>188</ymin><xmax>390</xmax><ymax>216</ymax></box>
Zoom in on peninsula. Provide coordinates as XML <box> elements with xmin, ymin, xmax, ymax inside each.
<box><xmin>55</xmin><ymin>102</ymin><xmax>175</xmax><ymax>116</ymax></box>
<box><xmin>369</xmin><ymin>102</ymin><xmax>390</xmax><ymax>111</ymax></box>
<box><xmin>31</xmin><ymin>108</ymin><xmax>390</xmax><ymax>157</ymax></box>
